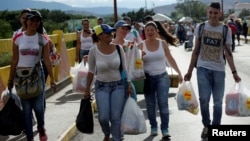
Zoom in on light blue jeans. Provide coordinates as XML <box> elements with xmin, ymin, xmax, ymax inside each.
<box><xmin>144</xmin><ymin>72</ymin><xmax>170</xmax><ymax>131</ymax></box>
<box><xmin>196</xmin><ymin>67</ymin><xmax>225</xmax><ymax>127</ymax></box>
<box><xmin>21</xmin><ymin>69</ymin><xmax>46</xmax><ymax>140</ymax></box>
<box><xmin>79</xmin><ymin>49</ymin><xmax>89</xmax><ymax>62</ymax></box>
<box><xmin>95</xmin><ymin>79</ymin><xmax>126</xmax><ymax>141</ymax></box>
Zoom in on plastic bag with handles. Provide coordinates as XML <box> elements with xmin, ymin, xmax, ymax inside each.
<box><xmin>176</xmin><ymin>81</ymin><xmax>199</xmax><ymax>115</ymax></box>
<box><xmin>226</xmin><ymin>82</ymin><xmax>250</xmax><ymax>116</ymax></box>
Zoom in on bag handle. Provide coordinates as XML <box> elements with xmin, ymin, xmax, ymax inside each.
<box><xmin>116</xmin><ymin>45</ymin><xmax>122</xmax><ymax>73</ymax></box>
<box><xmin>37</xmin><ymin>33</ymin><xmax>43</xmax><ymax>64</ymax></box>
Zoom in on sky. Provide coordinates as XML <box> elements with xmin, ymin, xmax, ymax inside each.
<box><xmin>37</xmin><ymin>0</ymin><xmax>177</xmax><ymax>9</ymax></box>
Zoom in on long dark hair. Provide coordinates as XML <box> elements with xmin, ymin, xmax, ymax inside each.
<box><xmin>145</xmin><ymin>21</ymin><xmax>178</xmax><ymax>47</ymax></box>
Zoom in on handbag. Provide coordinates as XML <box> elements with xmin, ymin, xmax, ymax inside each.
<box><xmin>14</xmin><ymin>34</ymin><xmax>44</xmax><ymax>99</ymax></box>
<box><xmin>76</xmin><ymin>98</ymin><xmax>94</xmax><ymax>134</ymax></box>
<box><xmin>0</xmin><ymin>89</ymin><xmax>24</xmax><ymax>135</ymax></box>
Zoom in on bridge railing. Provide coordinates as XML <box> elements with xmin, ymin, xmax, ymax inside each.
<box><xmin>0</xmin><ymin>30</ymin><xmax>77</xmax><ymax>93</ymax></box>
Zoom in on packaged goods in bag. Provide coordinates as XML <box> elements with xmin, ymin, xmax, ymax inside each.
<box><xmin>176</xmin><ymin>81</ymin><xmax>199</xmax><ymax>115</ymax></box>
<box><xmin>121</xmin><ymin>97</ymin><xmax>147</xmax><ymax>134</ymax></box>
<box><xmin>72</xmin><ymin>62</ymin><xmax>88</xmax><ymax>93</ymax></box>
<box><xmin>126</xmin><ymin>44</ymin><xmax>145</xmax><ymax>80</ymax></box>
<box><xmin>225</xmin><ymin>82</ymin><xmax>250</xmax><ymax>116</ymax></box>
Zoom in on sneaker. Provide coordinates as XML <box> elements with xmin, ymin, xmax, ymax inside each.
<box><xmin>150</xmin><ymin>128</ymin><xmax>158</xmax><ymax>136</ymax></box>
<box><xmin>38</xmin><ymin>128</ymin><xmax>48</xmax><ymax>141</ymax></box>
<box><xmin>201</xmin><ymin>127</ymin><xmax>208</xmax><ymax>139</ymax></box>
<box><xmin>162</xmin><ymin>129</ymin><xmax>171</xmax><ymax>138</ymax></box>
<box><xmin>103</xmin><ymin>135</ymin><xmax>110</xmax><ymax>141</ymax></box>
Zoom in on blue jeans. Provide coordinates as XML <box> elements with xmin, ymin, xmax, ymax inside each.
<box><xmin>144</xmin><ymin>72</ymin><xmax>170</xmax><ymax>131</ymax></box>
<box><xmin>79</xmin><ymin>49</ymin><xmax>90</xmax><ymax>62</ymax></box>
<box><xmin>21</xmin><ymin>69</ymin><xmax>46</xmax><ymax>140</ymax></box>
<box><xmin>95</xmin><ymin>79</ymin><xmax>126</xmax><ymax>141</ymax></box>
<box><xmin>197</xmin><ymin>67</ymin><xmax>225</xmax><ymax>127</ymax></box>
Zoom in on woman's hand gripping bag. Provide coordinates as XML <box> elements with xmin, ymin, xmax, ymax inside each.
<box><xmin>176</xmin><ymin>81</ymin><xmax>199</xmax><ymax>115</ymax></box>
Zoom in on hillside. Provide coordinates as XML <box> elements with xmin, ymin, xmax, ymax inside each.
<box><xmin>0</xmin><ymin>0</ymin><xmax>248</xmax><ymax>16</ymax></box>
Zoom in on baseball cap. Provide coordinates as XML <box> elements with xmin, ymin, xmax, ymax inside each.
<box><xmin>113</xmin><ymin>20</ymin><xmax>131</xmax><ymax>30</ymax></box>
<box><xmin>94</xmin><ymin>24</ymin><xmax>115</xmax><ymax>36</ymax></box>
<box><xmin>27</xmin><ymin>10</ymin><xmax>42</xmax><ymax>20</ymax></box>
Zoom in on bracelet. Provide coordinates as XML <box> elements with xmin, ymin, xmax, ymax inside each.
<box><xmin>232</xmin><ymin>70</ymin><xmax>237</xmax><ymax>74</ymax></box>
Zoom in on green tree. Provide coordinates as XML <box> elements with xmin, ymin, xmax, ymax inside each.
<box><xmin>0</xmin><ymin>19</ymin><xmax>12</xmax><ymax>38</ymax></box>
<box><xmin>239</xmin><ymin>9</ymin><xmax>250</xmax><ymax>19</ymax></box>
<box><xmin>174</xmin><ymin>1</ymin><xmax>207</xmax><ymax>22</ymax></box>
<box><xmin>121</xmin><ymin>8</ymin><xmax>155</xmax><ymax>23</ymax></box>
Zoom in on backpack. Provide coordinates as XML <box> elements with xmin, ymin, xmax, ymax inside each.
<box><xmin>228</xmin><ymin>23</ymin><xmax>237</xmax><ymax>35</ymax></box>
<box><xmin>195</xmin><ymin>22</ymin><xmax>229</xmax><ymax>66</ymax></box>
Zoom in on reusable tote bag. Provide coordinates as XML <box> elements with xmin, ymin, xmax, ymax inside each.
<box><xmin>76</xmin><ymin>98</ymin><xmax>94</xmax><ymax>134</ymax></box>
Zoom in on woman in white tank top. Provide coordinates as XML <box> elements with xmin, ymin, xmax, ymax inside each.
<box><xmin>138</xmin><ymin>21</ymin><xmax>183</xmax><ymax>139</ymax></box>
<box><xmin>76</xmin><ymin>19</ymin><xmax>94</xmax><ymax>63</ymax></box>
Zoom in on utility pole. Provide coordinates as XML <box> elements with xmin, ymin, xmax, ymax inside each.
<box><xmin>221</xmin><ymin>0</ymin><xmax>224</xmax><ymax>20</ymax></box>
<box><xmin>114</xmin><ymin>0</ymin><xmax>118</xmax><ymax>22</ymax></box>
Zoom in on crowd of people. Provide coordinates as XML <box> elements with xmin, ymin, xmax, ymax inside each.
<box><xmin>4</xmin><ymin>1</ymin><xmax>248</xmax><ymax>141</ymax></box>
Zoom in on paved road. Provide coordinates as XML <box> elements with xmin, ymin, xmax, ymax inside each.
<box><xmin>0</xmin><ymin>42</ymin><xmax>249</xmax><ymax>141</ymax></box>
<box><xmin>71</xmin><ymin>42</ymin><xmax>250</xmax><ymax>141</ymax></box>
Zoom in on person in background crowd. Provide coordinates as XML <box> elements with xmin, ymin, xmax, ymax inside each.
<box><xmin>122</xmin><ymin>16</ymin><xmax>142</xmax><ymax>43</ymax></box>
<box><xmin>175</xmin><ymin>22</ymin><xmax>186</xmax><ymax>45</ymax></box>
<box><xmin>184</xmin><ymin>2</ymin><xmax>241</xmax><ymax>140</ymax></box>
<box><xmin>133</xmin><ymin>20</ymin><xmax>144</xmax><ymax>40</ymax></box>
<box><xmin>8</xmin><ymin>10</ymin><xmax>56</xmax><ymax>141</ymax></box>
<box><xmin>186</xmin><ymin>22</ymin><xmax>194</xmax><ymax>48</ymax></box>
<box><xmin>242</xmin><ymin>18</ymin><xmax>248</xmax><ymax>44</ymax></box>
<box><xmin>97</xmin><ymin>17</ymin><xmax>104</xmax><ymax>25</ymax></box>
<box><xmin>13</xmin><ymin>8</ymin><xmax>31</xmax><ymax>37</ymax></box>
<box><xmin>138</xmin><ymin>21</ymin><xmax>183</xmax><ymax>139</ymax></box>
<box><xmin>235</xmin><ymin>19</ymin><xmax>242</xmax><ymax>46</ymax></box>
<box><xmin>76</xmin><ymin>19</ymin><xmax>94</xmax><ymax>63</ymax></box>
<box><xmin>227</xmin><ymin>20</ymin><xmax>237</xmax><ymax>52</ymax></box>
<box><xmin>142</xmin><ymin>15</ymin><xmax>154</xmax><ymax>40</ymax></box>
<box><xmin>112</xmin><ymin>20</ymin><xmax>137</xmax><ymax>102</ymax></box>
<box><xmin>84</xmin><ymin>24</ymin><xmax>129</xmax><ymax>141</ymax></box>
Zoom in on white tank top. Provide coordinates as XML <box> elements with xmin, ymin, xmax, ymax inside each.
<box><xmin>142</xmin><ymin>39</ymin><xmax>166</xmax><ymax>75</ymax></box>
<box><xmin>80</xmin><ymin>30</ymin><xmax>94</xmax><ymax>50</ymax></box>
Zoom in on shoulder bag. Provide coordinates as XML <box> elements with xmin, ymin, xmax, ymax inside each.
<box><xmin>14</xmin><ymin>34</ymin><xmax>44</xmax><ymax>99</ymax></box>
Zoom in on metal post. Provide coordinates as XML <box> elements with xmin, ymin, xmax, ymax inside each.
<box><xmin>114</xmin><ymin>0</ymin><xmax>118</xmax><ymax>22</ymax></box>
<box><xmin>221</xmin><ymin>0</ymin><xmax>224</xmax><ymax>20</ymax></box>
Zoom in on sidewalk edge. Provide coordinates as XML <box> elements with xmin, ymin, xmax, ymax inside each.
<box><xmin>57</xmin><ymin>123</ymin><xmax>76</xmax><ymax>141</ymax></box>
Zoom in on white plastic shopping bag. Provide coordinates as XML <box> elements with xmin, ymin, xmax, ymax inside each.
<box><xmin>70</xmin><ymin>62</ymin><xmax>80</xmax><ymax>91</ymax></box>
<box><xmin>0</xmin><ymin>87</ymin><xmax>21</xmax><ymax>111</ymax></box>
<box><xmin>121</xmin><ymin>97</ymin><xmax>147</xmax><ymax>135</ymax></box>
<box><xmin>225</xmin><ymin>82</ymin><xmax>250</xmax><ymax>116</ymax></box>
<box><xmin>72</xmin><ymin>61</ymin><xmax>89</xmax><ymax>93</ymax></box>
<box><xmin>126</xmin><ymin>44</ymin><xmax>145</xmax><ymax>81</ymax></box>
<box><xmin>176</xmin><ymin>81</ymin><xmax>199</xmax><ymax>115</ymax></box>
